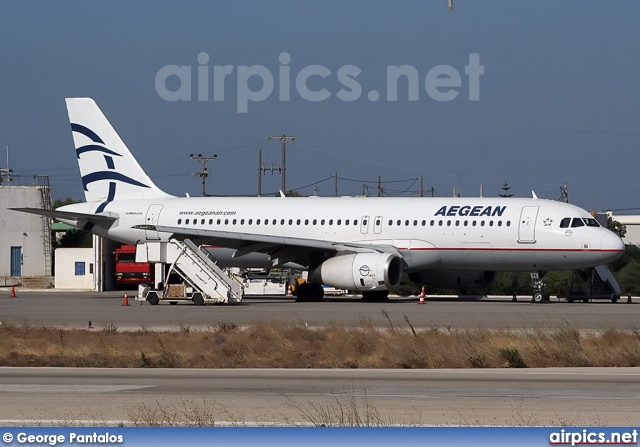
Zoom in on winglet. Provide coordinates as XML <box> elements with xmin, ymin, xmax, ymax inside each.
<box><xmin>279</xmin><ymin>190</ymin><xmax>286</xmax><ymax>198</ymax></box>
<box><xmin>532</xmin><ymin>191</ymin><xmax>538</xmax><ymax>199</ymax></box>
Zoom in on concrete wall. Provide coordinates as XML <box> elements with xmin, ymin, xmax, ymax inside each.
<box><xmin>55</xmin><ymin>248</ymin><xmax>94</xmax><ymax>290</ymax></box>
<box><xmin>0</xmin><ymin>187</ymin><xmax>48</xmax><ymax>278</ymax></box>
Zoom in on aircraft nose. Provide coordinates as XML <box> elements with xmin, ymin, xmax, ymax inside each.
<box><xmin>601</xmin><ymin>231</ymin><xmax>625</xmax><ymax>262</ymax></box>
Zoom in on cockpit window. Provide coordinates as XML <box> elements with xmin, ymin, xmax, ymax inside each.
<box><xmin>583</xmin><ymin>218</ymin><xmax>600</xmax><ymax>227</ymax></box>
<box><xmin>571</xmin><ymin>218</ymin><xmax>585</xmax><ymax>228</ymax></box>
<box><xmin>560</xmin><ymin>218</ymin><xmax>571</xmax><ymax>228</ymax></box>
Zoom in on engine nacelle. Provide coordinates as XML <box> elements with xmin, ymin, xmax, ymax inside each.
<box><xmin>409</xmin><ymin>270</ymin><xmax>497</xmax><ymax>290</ymax></box>
<box><xmin>309</xmin><ymin>253</ymin><xmax>403</xmax><ymax>291</ymax></box>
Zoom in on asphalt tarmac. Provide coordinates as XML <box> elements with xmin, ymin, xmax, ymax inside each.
<box><xmin>0</xmin><ymin>367</ymin><xmax>638</xmax><ymax>426</ymax></box>
<box><xmin>0</xmin><ymin>290</ymin><xmax>638</xmax><ymax>330</ymax></box>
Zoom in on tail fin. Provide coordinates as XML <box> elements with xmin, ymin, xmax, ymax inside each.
<box><xmin>65</xmin><ymin>98</ymin><xmax>173</xmax><ymax>204</ymax></box>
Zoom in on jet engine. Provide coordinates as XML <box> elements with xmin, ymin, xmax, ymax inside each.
<box><xmin>409</xmin><ymin>270</ymin><xmax>497</xmax><ymax>290</ymax></box>
<box><xmin>309</xmin><ymin>253</ymin><xmax>403</xmax><ymax>291</ymax></box>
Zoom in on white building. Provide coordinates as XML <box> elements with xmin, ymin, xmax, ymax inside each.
<box><xmin>608</xmin><ymin>213</ymin><xmax>640</xmax><ymax>246</ymax></box>
<box><xmin>0</xmin><ymin>177</ymin><xmax>53</xmax><ymax>287</ymax></box>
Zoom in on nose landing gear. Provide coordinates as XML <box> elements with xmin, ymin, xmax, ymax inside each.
<box><xmin>530</xmin><ymin>271</ymin><xmax>550</xmax><ymax>303</ymax></box>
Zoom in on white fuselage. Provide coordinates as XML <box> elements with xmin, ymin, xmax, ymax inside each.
<box><xmin>61</xmin><ymin>196</ymin><xmax>624</xmax><ymax>272</ymax></box>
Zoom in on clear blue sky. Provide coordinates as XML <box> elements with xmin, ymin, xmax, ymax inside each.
<box><xmin>1</xmin><ymin>1</ymin><xmax>639</xmax><ymax>212</ymax></box>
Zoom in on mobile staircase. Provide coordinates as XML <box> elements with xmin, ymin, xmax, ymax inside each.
<box><xmin>560</xmin><ymin>264</ymin><xmax>621</xmax><ymax>303</ymax></box>
<box><xmin>139</xmin><ymin>238</ymin><xmax>244</xmax><ymax>305</ymax></box>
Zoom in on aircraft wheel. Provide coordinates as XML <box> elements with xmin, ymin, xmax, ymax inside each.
<box><xmin>295</xmin><ymin>283</ymin><xmax>311</xmax><ymax>302</ymax></box>
<box><xmin>532</xmin><ymin>292</ymin><xmax>544</xmax><ymax>303</ymax></box>
<box><xmin>312</xmin><ymin>284</ymin><xmax>325</xmax><ymax>302</ymax></box>
<box><xmin>362</xmin><ymin>290</ymin><xmax>389</xmax><ymax>302</ymax></box>
<box><xmin>611</xmin><ymin>294</ymin><xmax>619</xmax><ymax>303</ymax></box>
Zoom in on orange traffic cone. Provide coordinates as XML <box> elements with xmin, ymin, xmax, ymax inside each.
<box><xmin>418</xmin><ymin>285</ymin><xmax>426</xmax><ymax>304</ymax></box>
<box><xmin>10</xmin><ymin>285</ymin><xmax>16</xmax><ymax>298</ymax></box>
<box><xmin>287</xmin><ymin>284</ymin><xmax>293</xmax><ymax>296</ymax></box>
<box><xmin>121</xmin><ymin>292</ymin><xmax>130</xmax><ymax>306</ymax></box>
<box><xmin>627</xmin><ymin>294</ymin><xmax>632</xmax><ymax>304</ymax></box>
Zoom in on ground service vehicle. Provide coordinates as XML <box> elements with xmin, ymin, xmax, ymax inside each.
<box><xmin>115</xmin><ymin>245</ymin><xmax>152</xmax><ymax>286</ymax></box>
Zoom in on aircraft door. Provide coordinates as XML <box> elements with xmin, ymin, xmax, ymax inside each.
<box><xmin>373</xmin><ymin>216</ymin><xmax>383</xmax><ymax>234</ymax></box>
<box><xmin>145</xmin><ymin>204</ymin><xmax>164</xmax><ymax>240</ymax></box>
<box><xmin>360</xmin><ymin>216</ymin><xmax>370</xmax><ymax>234</ymax></box>
<box><xmin>518</xmin><ymin>206</ymin><xmax>539</xmax><ymax>243</ymax></box>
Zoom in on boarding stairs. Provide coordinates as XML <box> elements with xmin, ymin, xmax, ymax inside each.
<box><xmin>563</xmin><ymin>264</ymin><xmax>621</xmax><ymax>302</ymax></box>
<box><xmin>140</xmin><ymin>238</ymin><xmax>243</xmax><ymax>304</ymax></box>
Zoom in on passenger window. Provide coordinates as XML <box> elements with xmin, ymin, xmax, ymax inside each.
<box><xmin>481</xmin><ymin>221</ymin><xmax>485</xmax><ymax>226</ymax></box>
<box><xmin>405</xmin><ymin>220</ymin><xmax>409</xmax><ymax>226</ymax></box>
<box><xmin>455</xmin><ymin>220</ymin><xmax>460</xmax><ymax>226</ymax></box>
<box><xmin>209</xmin><ymin>219</ymin><xmax>213</xmax><ymax>225</ymax></box>
<box><xmin>397</xmin><ymin>220</ymin><xmax>401</xmax><ymax>226</ymax></box>
<box><xmin>438</xmin><ymin>220</ymin><xmax>443</xmax><ymax>226</ymax></box>
<box><xmin>506</xmin><ymin>221</ymin><xmax>511</xmax><ymax>227</ymax></box>
<box><xmin>489</xmin><ymin>221</ymin><xmax>493</xmax><ymax>226</ymax></box>
<box><xmin>232</xmin><ymin>219</ymin><xmax>237</xmax><ymax>225</ymax></box>
<box><xmin>447</xmin><ymin>220</ymin><xmax>451</xmax><ymax>226</ymax></box>
<box><xmin>498</xmin><ymin>221</ymin><xmax>502</xmax><ymax>227</ymax></box>
<box><xmin>224</xmin><ymin>219</ymin><xmax>229</xmax><ymax>225</ymax></box>
<box><xmin>321</xmin><ymin>219</ymin><xmax>326</xmax><ymax>225</ymax></box>
<box><xmin>421</xmin><ymin>220</ymin><xmax>426</xmax><ymax>226</ymax></box>
<box><xmin>249</xmin><ymin>219</ymin><xmax>253</xmax><ymax>225</ymax></box>
<box><xmin>297</xmin><ymin>219</ymin><xmax>301</xmax><ymax>225</ymax></box>
<box><xmin>288</xmin><ymin>219</ymin><xmax>293</xmax><ymax>225</ymax></box>
<box><xmin>329</xmin><ymin>219</ymin><xmax>333</xmax><ymax>225</ymax></box>
<box><xmin>388</xmin><ymin>220</ymin><xmax>393</xmax><ymax>226</ymax></box>
<box><xmin>178</xmin><ymin>219</ymin><xmax>182</xmax><ymax>224</ymax></box>
<box><xmin>353</xmin><ymin>220</ymin><xmax>358</xmax><ymax>226</ymax></box>
<box><xmin>272</xmin><ymin>219</ymin><xmax>276</xmax><ymax>225</ymax></box>
<box><xmin>240</xmin><ymin>219</ymin><xmax>245</xmax><ymax>225</ymax></box>
<box><xmin>571</xmin><ymin>218</ymin><xmax>584</xmax><ymax>228</ymax></box>
<box><xmin>201</xmin><ymin>219</ymin><xmax>205</xmax><ymax>225</ymax></box>
<box><xmin>313</xmin><ymin>219</ymin><xmax>317</xmax><ymax>225</ymax></box>
<box><xmin>430</xmin><ymin>220</ymin><xmax>435</xmax><ymax>226</ymax></box>
<box><xmin>280</xmin><ymin>219</ymin><xmax>285</xmax><ymax>225</ymax></box>
<box><xmin>560</xmin><ymin>218</ymin><xmax>571</xmax><ymax>228</ymax></box>
<box><xmin>472</xmin><ymin>221</ymin><xmax>477</xmax><ymax>227</ymax></box>
<box><xmin>464</xmin><ymin>221</ymin><xmax>468</xmax><ymax>227</ymax></box>
<box><xmin>304</xmin><ymin>219</ymin><xmax>309</xmax><ymax>225</ymax></box>
<box><xmin>338</xmin><ymin>219</ymin><xmax>342</xmax><ymax>225</ymax></box>
<box><xmin>345</xmin><ymin>219</ymin><xmax>350</xmax><ymax>225</ymax></box>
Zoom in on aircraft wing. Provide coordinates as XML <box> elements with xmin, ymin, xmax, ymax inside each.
<box><xmin>144</xmin><ymin>224</ymin><xmax>401</xmax><ymax>266</ymax></box>
<box><xmin>9</xmin><ymin>207</ymin><xmax>118</xmax><ymax>222</ymax></box>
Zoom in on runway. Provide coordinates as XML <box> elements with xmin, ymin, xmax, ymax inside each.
<box><xmin>0</xmin><ymin>290</ymin><xmax>638</xmax><ymax>331</ymax></box>
<box><xmin>0</xmin><ymin>367</ymin><xmax>638</xmax><ymax>426</ymax></box>
<box><xmin>1</xmin><ymin>290</ymin><xmax>638</xmax><ymax>426</ymax></box>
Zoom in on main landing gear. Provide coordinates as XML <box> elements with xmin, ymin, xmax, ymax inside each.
<box><xmin>361</xmin><ymin>290</ymin><xmax>390</xmax><ymax>302</ymax></box>
<box><xmin>295</xmin><ymin>282</ymin><xmax>325</xmax><ymax>302</ymax></box>
<box><xmin>530</xmin><ymin>271</ymin><xmax>550</xmax><ymax>303</ymax></box>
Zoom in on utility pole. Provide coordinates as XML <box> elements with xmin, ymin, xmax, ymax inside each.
<box><xmin>190</xmin><ymin>153</ymin><xmax>217</xmax><ymax>197</ymax></box>
<box><xmin>377</xmin><ymin>175</ymin><xmax>382</xmax><ymax>197</ymax></box>
<box><xmin>559</xmin><ymin>183</ymin><xmax>570</xmax><ymax>203</ymax></box>
<box><xmin>257</xmin><ymin>148</ymin><xmax>283</xmax><ymax>196</ymax></box>
<box><xmin>0</xmin><ymin>145</ymin><xmax>12</xmax><ymax>185</ymax></box>
<box><xmin>267</xmin><ymin>134</ymin><xmax>296</xmax><ymax>193</ymax></box>
<box><xmin>334</xmin><ymin>172</ymin><xmax>338</xmax><ymax>197</ymax></box>
<box><xmin>419</xmin><ymin>175</ymin><xmax>424</xmax><ymax>197</ymax></box>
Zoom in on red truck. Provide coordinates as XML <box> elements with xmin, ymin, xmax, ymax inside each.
<box><xmin>115</xmin><ymin>245</ymin><xmax>153</xmax><ymax>286</ymax></box>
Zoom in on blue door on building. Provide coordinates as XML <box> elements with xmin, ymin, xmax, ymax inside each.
<box><xmin>10</xmin><ymin>246</ymin><xmax>22</xmax><ymax>276</ymax></box>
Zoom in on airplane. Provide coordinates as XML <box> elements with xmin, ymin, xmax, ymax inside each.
<box><xmin>13</xmin><ymin>98</ymin><xmax>625</xmax><ymax>303</ymax></box>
